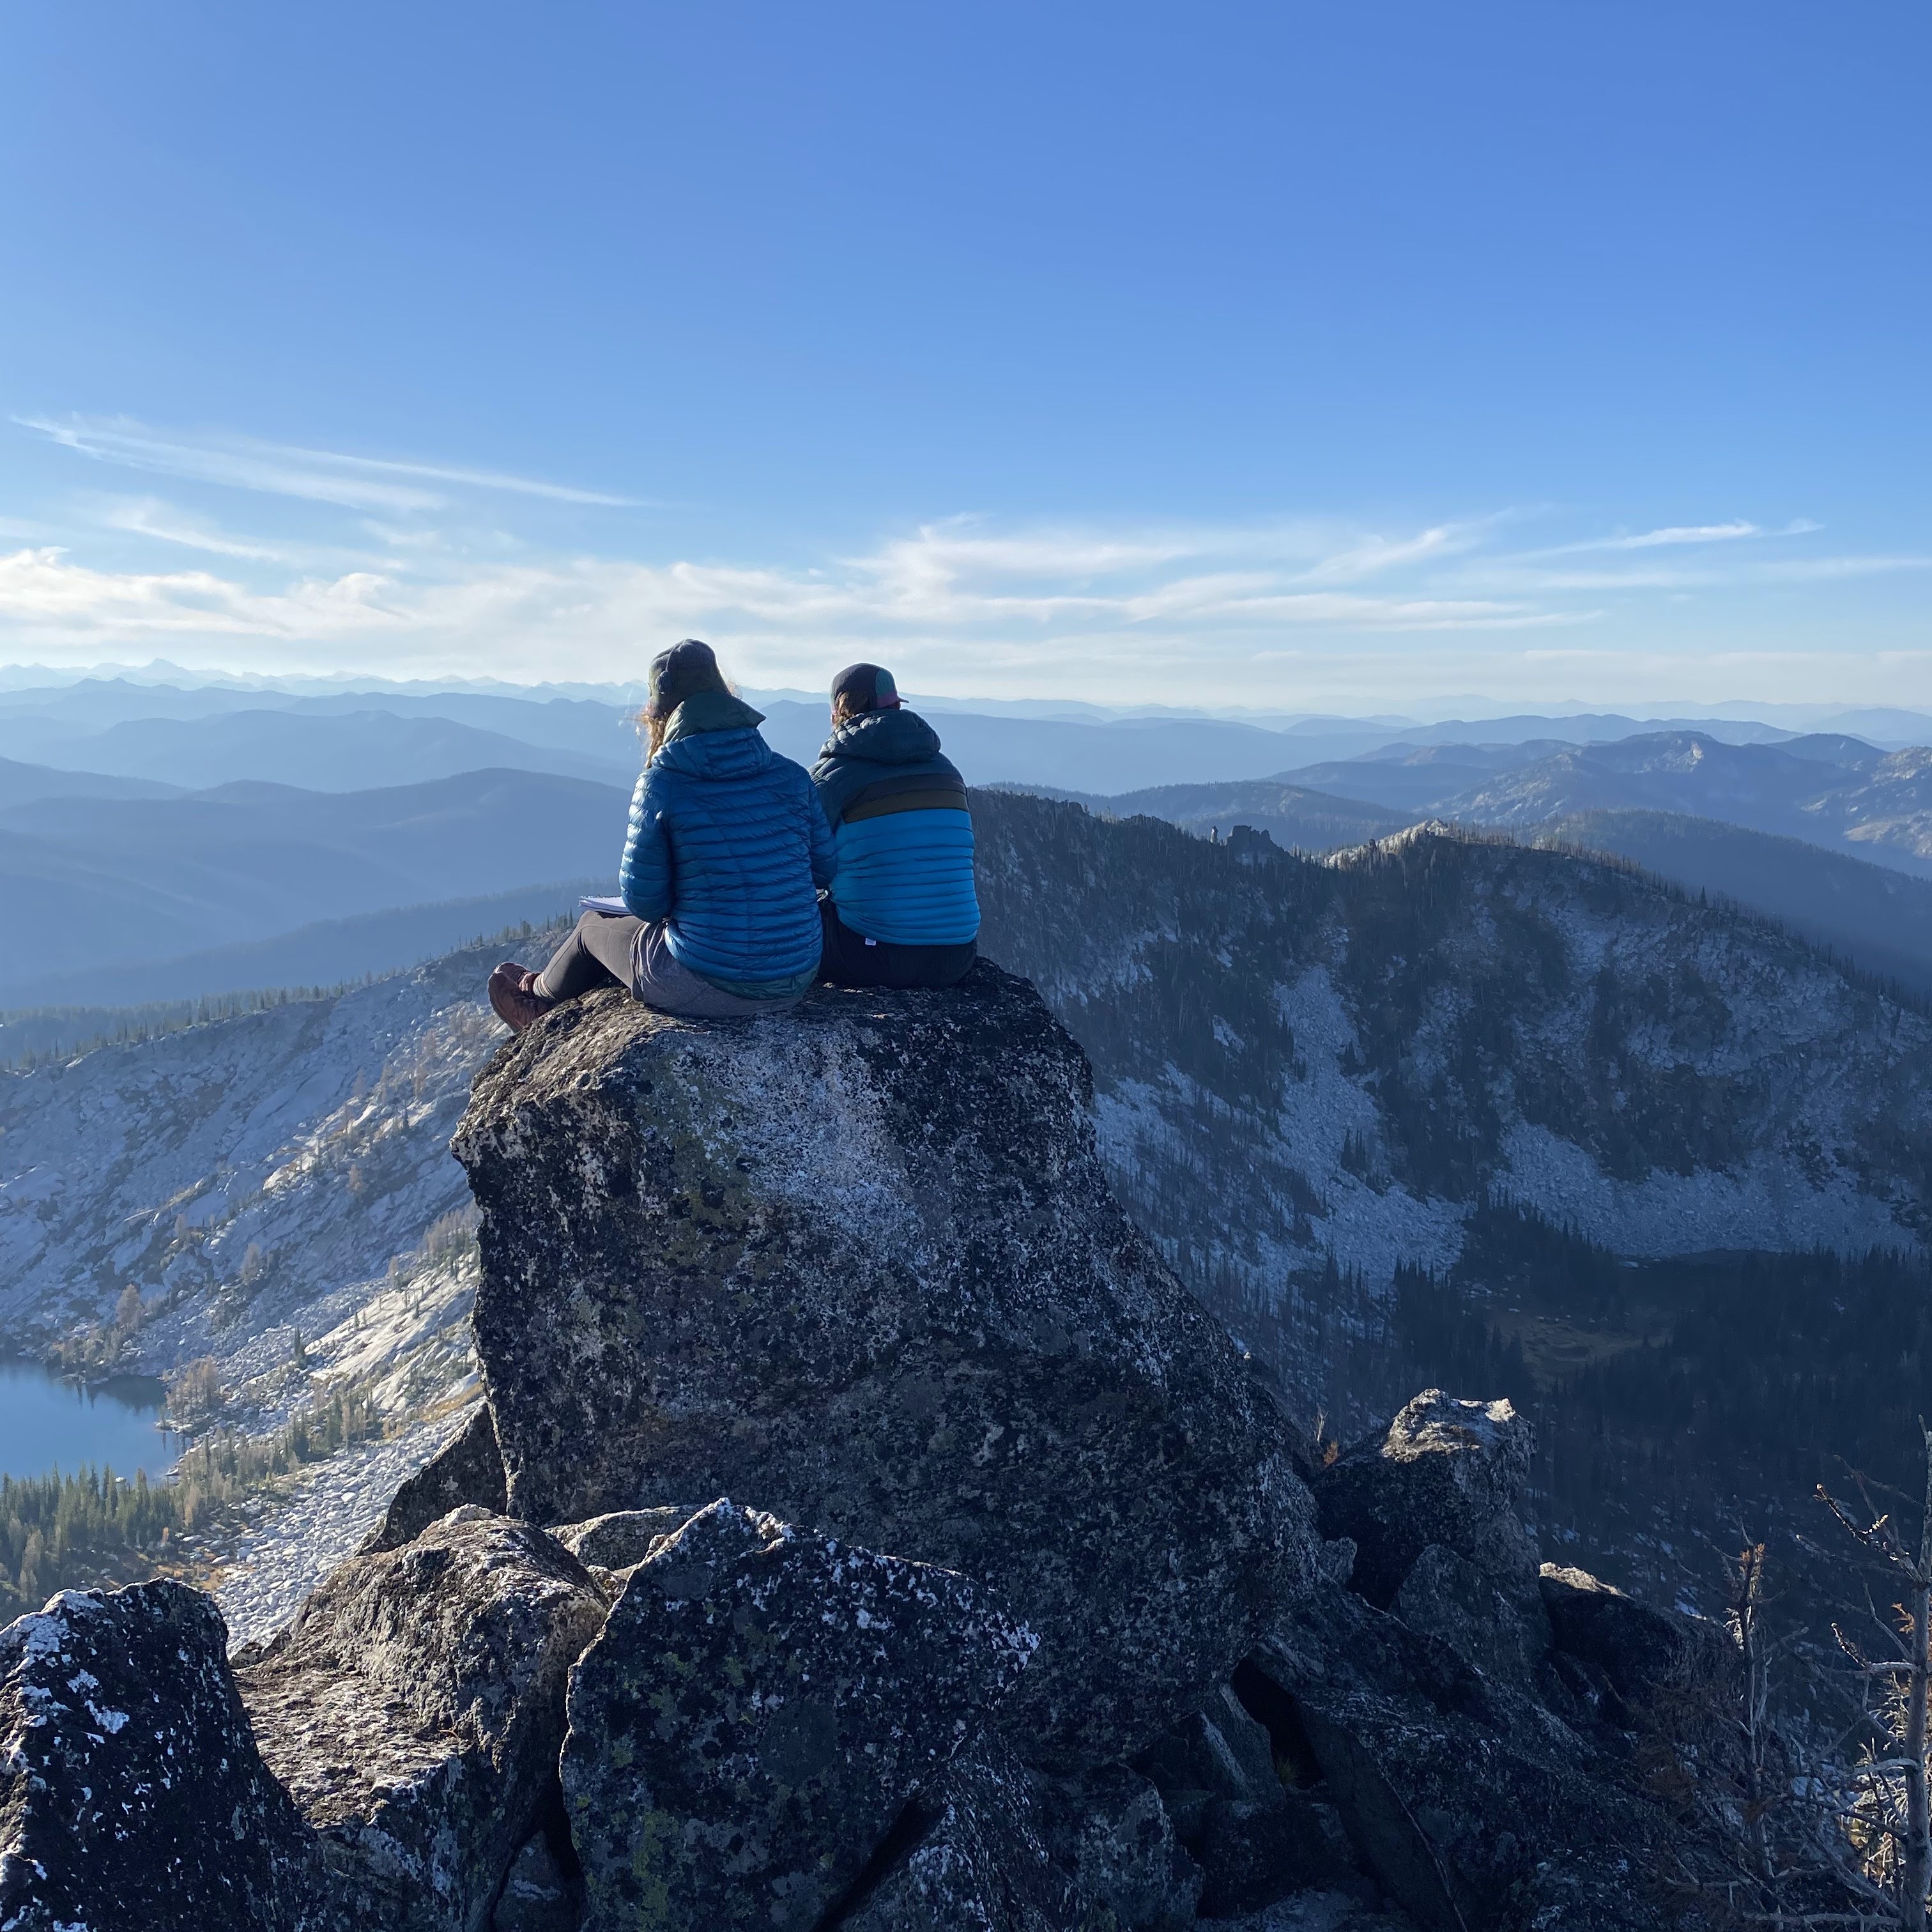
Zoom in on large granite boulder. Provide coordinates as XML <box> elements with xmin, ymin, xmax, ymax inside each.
<box><xmin>0</xmin><ymin>1581</ymin><xmax>318</xmax><ymax>1932</ymax></box>
<box><xmin>453</xmin><ymin>965</ymin><xmax>1315</xmax><ymax>1767</ymax></box>
<box><xmin>561</xmin><ymin>1499</ymin><xmax>1036</xmax><ymax>1932</ymax></box>
<box><xmin>236</xmin><ymin>1508</ymin><xmax>607</xmax><ymax>1932</ymax></box>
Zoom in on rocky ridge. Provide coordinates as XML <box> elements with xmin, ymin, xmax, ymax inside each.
<box><xmin>3</xmin><ymin>965</ymin><xmax>1744</xmax><ymax>1931</ymax></box>
<box><xmin>6</xmin><ymin>802</ymin><xmax>1931</xmax><ymax>1637</ymax></box>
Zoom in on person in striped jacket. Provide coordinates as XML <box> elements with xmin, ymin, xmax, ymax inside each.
<box><xmin>809</xmin><ymin>663</ymin><xmax>979</xmax><ymax>989</ymax></box>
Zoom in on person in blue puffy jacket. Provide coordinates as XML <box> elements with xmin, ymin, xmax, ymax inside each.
<box><xmin>489</xmin><ymin>639</ymin><xmax>834</xmax><ymax>1030</ymax></box>
<box><xmin>809</xmin><ymin>663</ymin><xmax>979</xmax><ymax>989</ymax></box>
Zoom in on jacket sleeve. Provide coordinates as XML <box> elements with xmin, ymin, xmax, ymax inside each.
<box><xmin>806</xmin><ymin>771</ymin><xmax>838</xmax><ymax>886</ymax></box>
<box><xmin>618</xmin><ymin>770</ymin><xmax>674</xmax><ymax>920</ymax></box>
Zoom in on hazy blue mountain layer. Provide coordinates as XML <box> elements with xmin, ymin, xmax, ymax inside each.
<box><xmin>0</xmin><ymin>705</ymin><xmax>643</xmax><ymax>793</ymax></box>
<box><xmin>0</xmin><ymin>878</ymin><xmax>603</xmax><ymax>1018</ymax></box>
<box><xmin>0</xmin><ymin>755</ymin><xmax>181</xmax><ymax>808</ymax></box>
<box><xmin>12</xmin><ymin>674</ymin><xmax>1899</xmax><ymax>802</ymax></box>
<box><xmin>0</xmin><ymin>769</ymin><xmax>630</xmax><ymax>999</ymax></box>
<box><xmin>1010</xmin><ymin>778</ymin><xmax>1412</xmax><ymax>852</ymax></box>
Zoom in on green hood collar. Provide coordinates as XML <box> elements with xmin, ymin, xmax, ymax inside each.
<box><xmin>661</xmin><ymin>689</ymin><xmax>766</xmax><ymax>745</ymax></box>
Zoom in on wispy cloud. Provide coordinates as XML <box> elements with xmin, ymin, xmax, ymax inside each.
<box><xmin>17</xmin><ymin>415</ymin><xmax>646</xmax><ymax>512</ymax></box>
<box><xmin>93</xmin><ymin>496</ymin><xmax>297</xmax><ymax>562</ymax></box>
<box><xmin>1510</xmin><ymin>516</ymin><xmax>1826</xmax><ymax>563</ymax></box>
<box><xmin>2</xmin><ymin>419</ymin><xmax>1922</xmax><ymax>702</ymax></box>
<box><xmin>1600</xmin><ymin>520</ymin><xmax>1763</xmax><ymax>549</ymax></box>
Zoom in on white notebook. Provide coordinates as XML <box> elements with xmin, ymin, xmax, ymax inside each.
<box><xmin>578</xmin><ymin>895</ymin><xmax>629</xmax><ymax>916</ymax></box>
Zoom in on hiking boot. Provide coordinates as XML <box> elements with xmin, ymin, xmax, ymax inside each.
<box><xmin>489</xmin><ymin>961</ymin><xmax>556</xmax><ymax>1034</ymax></box>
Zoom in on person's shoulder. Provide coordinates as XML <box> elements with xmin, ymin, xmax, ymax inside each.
<box><xmin>760</xmin><ymin>748</ymin><xmax>816</xmax><ymax>788</ymax></box>
<box><xmin>633</xmin><ymin>758</ymin><xmax>687</xmax><ymax>809</ymax></box>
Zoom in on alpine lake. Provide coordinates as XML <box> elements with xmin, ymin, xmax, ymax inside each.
<box><xmin>0</xmin><ymin>1358</ymin><xmax>181</xmax><ymax>1483</ymax></box>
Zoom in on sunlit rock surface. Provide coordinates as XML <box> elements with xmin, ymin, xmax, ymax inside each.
<box><xmin>454</xmin><ymin>963</ymin><xmax>1318</xmax><ymax>1768</ymax></box>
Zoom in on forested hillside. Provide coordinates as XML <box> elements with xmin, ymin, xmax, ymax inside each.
<box><xmin>7</xmin><ymin>793</ymin><xmax>1931</xmax><ymax>1623</ymax></box>
<box><xmin>973</xmin><ymin>790</ymin><xmax>1932</xmax><ymax>1607</ymax></box>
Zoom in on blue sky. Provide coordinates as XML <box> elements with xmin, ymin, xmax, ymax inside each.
<box><xmin>1</xmin><ymin>3</ymin><xmax>1926</xmax><ymax>707</ymax></box>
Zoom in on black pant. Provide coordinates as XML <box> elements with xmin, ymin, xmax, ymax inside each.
<box><xmin>534</xmin><ymin>910</ymin><xmax>643</xmax><ymax>1001</ymax></box>
<box><xmin>818</xmin><ymin>900</ymin><xmax>976</xmax><ymax>990</ymax></box>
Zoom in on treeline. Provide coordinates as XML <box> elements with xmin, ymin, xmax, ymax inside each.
<box><xmin>1369</xmin><ymin>1199</ymin><xmax>1932</xmax><ymax>1537</ymax></box>
<box><xmin>0</xmin><ymin>1381</ymin><xmax>382</xmax><ymax>1617</ymax></box>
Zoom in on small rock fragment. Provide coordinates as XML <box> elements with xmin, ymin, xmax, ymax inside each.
<box><xmin>837</xmin><ymin>1734</ymin><xmax>1073</xmax><ymax>1932</ymax></box>
<box><xmin>547</xmin><ymin>1505</ymin><xmax>700</xmax><ymax>1571</ymax></box>
<box><xmin>1035</xmin><ymin>1762</ymin><xmax>1202</xmax><ymax>1932</ymax></box>
<box><xmin>362</xmin><ymin>1403</ymin><xmax>508</xmax><ymax>1554</ymax></box>
<box><xmin>490</xmin><ymin>1830</ymin><xmax>579</xmax><ymax>1932</ymax></box>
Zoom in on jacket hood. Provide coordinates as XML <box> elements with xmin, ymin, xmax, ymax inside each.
<box><xmin>816</xmin><ymin>706</ymin><xmax>942</xmax><ymax>768</ymax></box>
<box><xmin>654</xmin><ymin>692</ymin><xmax>774</xmax><ymax>779</ymax></box>
<box><xmin>663</xmin><ymin>689</ymin><xmax>766</xmax><ymax>744</ymax></box>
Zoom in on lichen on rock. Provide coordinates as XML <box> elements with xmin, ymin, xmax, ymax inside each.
<box><xmin>560</xmin><ymin>1498</ymin><xmax>1037</xmax><ymax>1932</ymax></box>
<box><xmin>454</xmin><ymin>964</ymin><xmax>1317</xmax><ymax>1768</ymax></box>
<box><xmin>0</xmin><ymin>1580</ymin><xmax>318</xmax><ymax>1932</ymax></box>
<box><xmin>235</xmin><ymin>1507</ymin><xmax>608</xmax><ymax>1932</ymax></box>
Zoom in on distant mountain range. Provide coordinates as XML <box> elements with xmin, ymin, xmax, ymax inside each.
<box><xmin>0</xmin><ymin>705</ymin><xmax>643</xmax><ymax>793</ymax></box>
<box><xmin>0</xmin><ymin>767</ymin><xmax>630</xmax><ymax>1004</ymax></box>
<box><xmin>1059</xmin><ymin>737</ymin><xmax>1932</xmax><ymax>997</ymax></box>
<box><xmin>1276</xmin><ymin>730</ymin><xmax>1932</xmax><ymax>872</ymax></box>
<box><xmin>12</xmin><ymin>675</ymin><xmax>1932</xmax><ymax>1021</ymax></box>
<box><xmin>12</xmin><ymin>675</ymin><xmax>1932</xmax><ymax>801</ymax></box>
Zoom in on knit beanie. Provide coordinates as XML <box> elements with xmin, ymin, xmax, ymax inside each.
<box><xmin>646</xmin><ymin>639</ymin><xmax>730</xmax><ymax>717</ymax></box>
<box><xmin>830</xmin><ymin>663</ymin><xmax>901</xmax><ymax>715</ymax></box>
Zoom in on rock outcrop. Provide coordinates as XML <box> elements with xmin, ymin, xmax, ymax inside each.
<box><xmin>453</xmin><ymin>965</ymin><xmax>1315</xmax><ymax>1768</ymax></box>
<box><xmin>1315</xmin><ymin>1389</ymin><xmax>1553</xmax><ymax>1689</ymax></box>
<box><xmin>236</xmin><ymin>1509</ymin><xmax>607</xmax><ymax>1932</ymax></box>
<box><xmin>0</xmin><ymin>1581</ymin><xmax>316</xmax><ymax>1932</ymax></box>
<box><xmin>1</xmin><ymin>971</ymin><xmax>1759</xmax><ymax>1932</ymax></box>
<box><xmin>363</xmin><ymin>1404</ymin><xmax>509</xmax><ymax>1555</ymax></box>
<box><xmin>560</xmin><ymin>1500</ymin><xmax>1036</xmax><ymax>1932</ymax></box>
<box><xmin>1540</xmin><ymin>1561</ymin><xmax>1736</xmax><ymax>1730</ymax></box>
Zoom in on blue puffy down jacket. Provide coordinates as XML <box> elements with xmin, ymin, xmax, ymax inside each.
<box><xmin>810</xmin><ymin>709</ymin><xmax>980</xmax><ymax>947</ymax></box>
<box><xmin>619</xmin><ymin>692</ymin><xmax>834</xmax><ymax>996</ymax></box>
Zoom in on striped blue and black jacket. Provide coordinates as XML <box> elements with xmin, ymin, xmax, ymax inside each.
<box><xmin>809</xmin><ymin>709</ymin><xmax>980</xmax><ymax>947</ymax></box>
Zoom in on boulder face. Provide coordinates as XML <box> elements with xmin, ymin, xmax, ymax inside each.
<box><xmin>1316</xmin><ymin>1392</ymin><xmax>1547</xmax><ymax>1616</ymax></box>
<box><xmin>1250</xmin><ymin>1584</ymin><xmax>1682</xmax><ymax>1932</ymax></box>
<box><xmin>454</xmin><ymin>965</ymin><xmax>1316</xmax><ymax>1768</ymax></box>
<box><xmin>362</xmin><ymin>1404</ymin><xmax>508</xmax><ymax>1555</ymax></box>
<box><xmin>0</xmin><ymin>1581</ymin><xmax>316</xmax><ymax>1932</ymax></box>
<box><xmin>235</xmin><ymin>1509</ymin><xmax>608</xmax><ymax>1932</ymax></box>
<box><xmin>561</xmin><ymin>1499</ymin><xmax>1037</xmax><ymax>1932</ymax></box>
